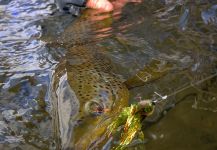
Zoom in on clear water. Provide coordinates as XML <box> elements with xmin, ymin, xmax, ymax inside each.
<box><xmin>0</xmin><ymin>0</ymin><xmax>217</xmax><ymax>149</ymax></box>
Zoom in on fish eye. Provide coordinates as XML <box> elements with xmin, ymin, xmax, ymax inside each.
<box><xmin>75</xmin><ymin>119</ymin><xmax>83</xmax><ymax>126</ymax></box>
<box><xmin>84</xmin><ymin>100</ymin><xmax>104</xmax><ymax>116</ymax></box>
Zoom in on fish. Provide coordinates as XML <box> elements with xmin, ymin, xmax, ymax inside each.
<box><xmin>46</xmin><ymin>9</ymin><xmax>172</xmax><ymax>150</ymax></box>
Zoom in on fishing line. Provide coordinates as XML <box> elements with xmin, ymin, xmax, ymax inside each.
<box><xmin>152</xmin><ymin>72</ymin><xmax>217</xmax><ymax>104</ymax></box>
<box><xmin>102</xmin><ymin>73</ymin><xmax>217</xmax><ymax>149</ymax></box>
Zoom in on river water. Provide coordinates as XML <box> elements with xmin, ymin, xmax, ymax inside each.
<box><xmin>0</xmin><ymin>0</ymin><xmax>217</xmax><ymax>149</ymax></box>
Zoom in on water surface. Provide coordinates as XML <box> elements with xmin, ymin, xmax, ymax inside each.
<box><xmin>0</xmin><ymin>0</ymin><xmax>217</xmax><ymax>149</ymax></box>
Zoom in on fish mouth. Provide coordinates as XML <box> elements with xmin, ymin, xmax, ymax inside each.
<box><xmin>73</xmin><ymin>115</ymin><xmax>111</xmax><ymax>150</ymax></box>
<box><xmin>71</xmin><ymin>100</ymin><xmax>112</xmax><ymax>149</ymax></box>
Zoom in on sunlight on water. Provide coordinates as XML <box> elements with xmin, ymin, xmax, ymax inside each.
<box><xmin>0</xmin><ymin>0</ymin><xmax>217</xmax><ymax>149</ymax></box>
<box><xmin>0</xmin><ymin>0</ymin><xmax>57</xmax><ymax>149</ymax></box>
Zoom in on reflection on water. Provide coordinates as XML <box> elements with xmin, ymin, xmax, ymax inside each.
<box><xmin>0</xmin><ymin>0</ymin><xmax>56</xmax><ymax>149</ymax></box>
<box><xmin>0</xmin><ymin>0</ymin><xmax>217</xmax><ymax>149</ymax></box>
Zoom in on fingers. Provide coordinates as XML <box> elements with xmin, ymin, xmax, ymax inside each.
<box><xmin>86</xmin><ymin>0</ymin><xmax>114</xmax><ymax>12</ymax></box>
<box><xmin>128</xmin><ymin>0</ymin><xmax>142</xmax><ymax>3</ymax></box>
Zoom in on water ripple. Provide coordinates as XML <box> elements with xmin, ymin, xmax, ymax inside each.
<box><xmin>0</xmin><ymin>0</ymin><xmax>56</xmax><ymax>148</ymax></box>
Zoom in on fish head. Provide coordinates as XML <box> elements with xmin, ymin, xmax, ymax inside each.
<box><xmin>72</xmin><ymin>86</ymin><xmax>129</xmax><ymax>149</ymax></box>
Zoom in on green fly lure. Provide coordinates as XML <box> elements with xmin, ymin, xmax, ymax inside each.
<box><xmin>107</xmin><ymin>100</ymin><xmax>154</xmax><ymax>149</ymax></box>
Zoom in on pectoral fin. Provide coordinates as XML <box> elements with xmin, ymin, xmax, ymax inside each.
<box><xmin>124</xmin><ymin>59</ymin><xmax>173</xmax><ymax>89</ymax></box>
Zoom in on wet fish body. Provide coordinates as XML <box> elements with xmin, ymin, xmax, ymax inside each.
<box><xmin>48</xmin><ymin>11</ymin><xmax>171</xmax><ymax>149</ymax></box>
<box><xmin>49</xmin><ymin>14</ymin><xmax>130</xmax><ymax>149</ymax></box>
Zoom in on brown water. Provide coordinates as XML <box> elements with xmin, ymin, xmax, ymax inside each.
<box><xmin>0</xmin><ymin>0</ymin><xmax>217</xmax><ymax>149</ymax></box>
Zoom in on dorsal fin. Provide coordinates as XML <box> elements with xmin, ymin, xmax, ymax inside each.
<box><xmin>124</xmin><ymin>59</ymin><xmax>173</xmax><ymax>89</ymax></box>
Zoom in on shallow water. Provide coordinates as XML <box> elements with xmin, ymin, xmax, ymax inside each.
<box><xmin>0</xmin><ymin>0</ymin><xmax>217</xmax><ymax>149</ymax></box>
<box><xmin>0</xmin><ymin>0</ymin><xmax>56</xmax><ymax>149</ymax></box>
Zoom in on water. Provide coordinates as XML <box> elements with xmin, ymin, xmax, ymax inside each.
<box><xmin>0</xmin><ymin>0</ymin><xmax>56</xmax><ymax>149</ymax></box>
<box><xmin>0</xmin><ymin>0</ymin><xmax>217</xmax><ymax>149</ymax></box>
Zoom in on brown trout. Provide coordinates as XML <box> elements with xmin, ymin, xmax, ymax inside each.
<box><xmin>47</xmin><ymin>10</ymin><xmax>171</xmax><ymax>150</ymax></box>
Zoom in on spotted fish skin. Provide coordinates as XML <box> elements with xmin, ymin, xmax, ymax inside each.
<box><xmin>49</xmin><ymin>10</ymin><xmax>171</xmax><ymax>149</ymax></box>
<box><xmin>66</xmin><ymin>43</ymin><xmax>129</xmax><ymax>116</ymax></box>
<box><xmin>65</xmin><ymin>42</ymin><xmax>130</xmax><ymax>149</ymax></box>
<box><xmin>48</xmin><ymin>11</ymin><xmax>130</xmax><ymax>149</ymax></box>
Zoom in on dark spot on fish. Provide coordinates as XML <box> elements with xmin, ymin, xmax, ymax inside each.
<box><xmin>75</xmin><ymin>119</ymin><xmax>83</xmax><ymax>126</ymax></box>
<box><xmin>105</xmin><ymin>90</ymin><xmax>109</xmax><ymax>94</ymax></box>
<box><xmin>105</xmin><ymin>86</ymin><xmax>110</xmax><ymax>90</ymax></box>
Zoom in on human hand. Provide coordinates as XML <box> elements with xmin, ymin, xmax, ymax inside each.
<box><xmin>86</xmin><ymin>0</ymin><xmax>142</xmax><ymax>12</ymax></box>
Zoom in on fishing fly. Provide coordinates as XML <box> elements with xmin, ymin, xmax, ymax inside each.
<box><xmin>107</xmin><ymin>72</ymin><xmax>217</xmax><ymax>150</ymax></box>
